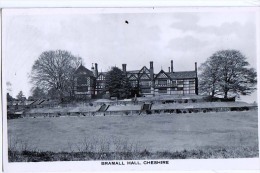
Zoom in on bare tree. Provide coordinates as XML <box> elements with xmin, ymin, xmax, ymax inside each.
<box><xmin>199</xmin><ymin>50</ymin><xmax>257</xmax><ymax>99</ymax></box>
<box><xmin>30</xmin><ymin>50</ymin><xmax>82</xmax><ymax>101</ymax></box>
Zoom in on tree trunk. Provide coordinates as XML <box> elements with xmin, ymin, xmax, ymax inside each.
<box><xmin>211</xmin><ymin>89</ymin><xmax>215</xmax><ymax>98</ymax></box>
<box><xmin>224</xmin><ymin>91</ymin><xmax>228</xmax><ymax>99</ymax></box>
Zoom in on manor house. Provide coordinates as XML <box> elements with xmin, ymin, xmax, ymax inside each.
<box><xmin>73</xmin><ymin>60</ymin><xmax>198</xmax><ymax>99</ymax></box>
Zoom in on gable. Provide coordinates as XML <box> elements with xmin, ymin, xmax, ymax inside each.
<box><xmin>155</xmin><ymin>70</ymin><xmax>170</xmax><ymax>79</ymax></box>
<box><xmin>74</xmin><ymin>65</ymin><xmax>94</xmax><ymax>77</ymax></box>
<box><xmin>139</xmin><ymin>73</ymin><xmax>151</xmax><ymax>80</ymax></box>
<box><xmin>128</xmin><ymin>74</ymin><xmax>138</xmax><ymax>80</ymax></box>
<box><xmin>97</xmin><ymin>73</ymin><xmax>105</xmax><ymax>80</ymax></box>
<box><xmin>139</xmin><ymin>66</ymin><xmax>150</xmax><ymax>74</ymax></box>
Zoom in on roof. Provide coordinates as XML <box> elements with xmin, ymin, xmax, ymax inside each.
<box><xmin>98</xmin><ymin>72</ymin><xmax>107</xmax><ymax>76</ymax></box>
<box><xmin>127</xmin><ymin>70</ymin><xmax>140</xmax><ymax>74</ymax></box>
<box><xmin>167</xmin><ymin>71</ymin><xmax>197</xmax><ymax>79</ymax></box>
<box><xmin>155</xmin><ymin>70</ymin><xmax>172</xmax><ymax>79</ymax></box>
<box><xmin>74</xmin><ymin>65</ymin><xmax>94</xmax><ymax>77</ymax></box>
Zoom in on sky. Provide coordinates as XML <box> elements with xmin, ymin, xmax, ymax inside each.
<box><xmin>2</xmin><ymin>8</ymin><xmax>259</xmax><ymax>103</ymax></box>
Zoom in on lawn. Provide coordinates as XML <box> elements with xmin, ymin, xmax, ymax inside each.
<box><xmin>8</xmin><ymin>110</ymin><xmax>258</xmax><ymax>155</ymax></box>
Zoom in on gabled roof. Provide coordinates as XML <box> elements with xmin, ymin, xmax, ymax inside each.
<box><xmin>98</xmin><ymin>72</ymin><xmax>107</xmax><ymax>76</ymax></box>
<box><xmin>138</xmin><ymin>66</ymin><xmax>150</xmax><ymax>74</ymax></box>
<box><xmin>74</xmin><ymin>65</ymin><xmax>94</xmax><ymax>77</ymax></box>
<box><xmin>127</xmin><ymin>70</ymin><xmax>140</xmax><ymax>74</ymax></box>
<box><xmin>155</xmin><ymin>70</ymin><xmax>171</xmax><ymax>79</ymax></box>
<box><xmin>128</xmin><ymin>74</ymin><xmax>138</xmax><ymax>80</ymax></box>
<box><xmin>139</xmin><ymin>72</ymin><xmax>151</xmax><ymax>80</ymax></box>
<box><xmin>167</xmin><ymin>71</ymin><xmax>197</xmax><ymax>79</ymax></box>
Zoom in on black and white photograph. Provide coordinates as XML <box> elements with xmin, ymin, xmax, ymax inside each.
<box><xmin>1</xmin><ymin>6</ymin><xmax>260</xmax><ymax>171</ymax></box>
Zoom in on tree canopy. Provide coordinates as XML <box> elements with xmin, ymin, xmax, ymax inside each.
<box><xmin>29</xmin><ymin>87</ymin><xmax>47</xmax><ymax>100</ymax></box>
<box><xmin>105</xmin><ymin>67</ymin><xmax>132</xmax><ymax>99</ymax></box>
<box><xmin>30</xmin><ymin>50</ymin><xmax>82</xmax><ymax>100</ymax></box>
<box><xmin>199</xmin><ymin>50</ymin><xmax>257</xmax><ymax>99</ymax></box>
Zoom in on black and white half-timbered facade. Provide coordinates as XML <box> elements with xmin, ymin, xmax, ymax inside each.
<box><xmin>73</xmin><ymin>60</ymin><xmax>198</xmax><ymax>99</ymax></box>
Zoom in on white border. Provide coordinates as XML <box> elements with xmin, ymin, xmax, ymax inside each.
<box><xmin>0</xmin><ymin>0</ymin><xmax>260</xmax><ymax>8</ymax></box>
<box><xmin>1</xmin><ymin>5</ymin><xmax>260</xmax><ymax>173</ymax></box>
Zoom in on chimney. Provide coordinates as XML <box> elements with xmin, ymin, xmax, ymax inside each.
<box><xmin>195</xmin><ymin>62</ymin><xmax>197</xmax><ymax>77</ymax></box>
<box><xmin>171</xmin><ymin>60</ymin><xmax>173</xmax><ymax>72</ymax></box>
<box><xmin>122</xmin><ymin>64</ymin><xmax>126</xmax><ymax>73</ymax></box>
<box><xmin>150</xmin><ymin>61</ymin><xmax>153</xmax><ymax>69</ymax></box>
<box><xmin>150</xmin><ymin>61</ymin><xmax>154</xmax><ymax>81</ymax></box>
<box><xmin>95</xmin><ymin>63</ymin><xmax>98</xmax><ymax>77</ymax></box>
<box><xmin>150</xmin><ymin>61</ymin><xmax>155</xmax><ymax>94</ymax></box>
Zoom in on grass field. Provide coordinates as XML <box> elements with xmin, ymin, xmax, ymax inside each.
<box><xmin>8</xmin><ymin>110</ymin><xmax>258</xmax><ymax>156</ymax></box>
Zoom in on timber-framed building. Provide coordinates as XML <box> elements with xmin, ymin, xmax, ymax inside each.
<box><xmin>72</xmin><ymin>60</ymin><xmax>198</xmax><ymax>99</ymax></box>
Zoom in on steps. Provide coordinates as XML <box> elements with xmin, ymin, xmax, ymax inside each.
<box><xmin>140</xmin><ymin>103</ymin><xmax>152</xmax><ymax>114</ymax></box>
<box><xmin>97</xmin><ymin>104</ymin><xmax>110</xmax><ymax>112</ymax></box>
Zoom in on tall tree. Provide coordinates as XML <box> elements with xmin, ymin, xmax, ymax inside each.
<box><xmin>199</xmin><ymin>55</ymin><xmax>221</xmax><ymax>97</ymax></box>
<box><xmin>105</xmin><ymin>67</ymin><xmax>132</xmax><ymax>99</ymax></box>
<box><xmin>30</xmin><ymin>50</ymin><xmax>82</xmax><ymax>101</ymax></box>
<box><xmin>199</xmin><ymin>50</ymin><xmax>257</xmax><ymax>99</ymax></box>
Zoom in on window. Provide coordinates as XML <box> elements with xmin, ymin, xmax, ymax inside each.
<box><xmin>184</xmin><ymin>80</ymin><xmax>189</xmax><ymax>85</ymax></box>
<box><xmin>189</xmin><ymin>80</ymin><xmax>195</xmax><ymax>84</ymax></box>
<box><xmin>77</xmin><ymin>86</ymin><xmax>88</xmax><ymax>92</ymax></box>
<box><xmin>142</xmin><ymin>88</ymin><xmax>151</xmax><ymax>93</ymax></box>
<box><xmin>177</xmin><ymin>80</ymin><xmax>184</xmax><ymax>85</ymax></box>
<box><xmin>140</xmin><ymin>81</ymin><xmax>150</xmax><ymax>86</ymax></box>
<box><xmin>130</xmin><ymin>81</ymin><xmax>138</xmax><ymax>87</ymax></box>
<box><xmin>158</xmin><ymin>88</ymin><xmax>167</xmax><ymax>93</ymax></box>
<box><xmin>190</xmin><ymin>90</ymin><xmax>195</xmax><ymax>94</ymax></box>
<box><xmin>172</xmin><ymin>80</ymin><xmax>177</xmax><ymax>86</ymax></box>
<box><xmin>158</xmin><ymin>80</ymin><xmax>167</xmax><ymax>85</ymax></box>
<box><xmin>177</xmin><ymin>87</ymin><xmax>183</xmax><ymax>91</ymax></box>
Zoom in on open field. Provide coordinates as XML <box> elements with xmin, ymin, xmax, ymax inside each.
<box><xmin>8</xmin><ymin>110</ymin><xmax>258</xmax><ymax>156</ymax></box>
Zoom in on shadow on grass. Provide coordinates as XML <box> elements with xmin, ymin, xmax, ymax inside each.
<box><xmin>9</xmin><ymin>146</ymin><xmax>259</xmax><ymax>162</ymax></box>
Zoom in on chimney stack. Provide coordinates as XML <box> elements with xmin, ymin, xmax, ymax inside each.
<box><xmin>122</xmin><ymin>64</ymin><xmax>127</xmax><ymax>73</ymax></box>
<box><xmin>171</xmin><ymin>60</ymin><xmax>173</xmax><ymax>72</ymax></box>
<box><xmin>168</xmin><ymin>67</ymin><xmax>170</xmax><ymax>72</ymax></box>
<box><xmin>150</xmin><ymin>61</ymin><xmax>153</xmax><ymax>69</ymax></box>
<box><xmin>150</xmin><ymin>61</ymin><xmax>154</xmax><ymax>80</ymax></box>
<box><xmin>95</xmin><ymin>63</ymin><xmax>98</xmax><ymax>77</ymax></box>
<box><xmin>150</xmin><ymin>61</ymin><xmax>155</xmax><ymax>95</ymax></box>
<box><xmin>195</xmin><ymin>62</ymin><xmax>197</xmax><ymax>77</ymax></box>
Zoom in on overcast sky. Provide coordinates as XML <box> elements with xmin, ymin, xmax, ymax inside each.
<box><xmin>2</xmin><ymin>8</ymin><xmax>258</xmax><ymax>102</ymax></box>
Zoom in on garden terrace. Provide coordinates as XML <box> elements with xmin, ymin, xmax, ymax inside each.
<box><xmin>151</xmin><ymin>102</ymin><xmax>257</xmax><ymax>114</ymax></box>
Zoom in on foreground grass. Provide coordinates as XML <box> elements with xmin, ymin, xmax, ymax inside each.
<box><xmin>8</xmin><ymin>111</ymin><xmax>258</xmax><ymax>153</ymax></box>
<box><xmin>9</xmin><ymin>145</ymin><xmax>259</xmax><ymax>162</ymax></box>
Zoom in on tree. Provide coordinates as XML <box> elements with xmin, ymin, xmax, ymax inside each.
<box><xmin>30</xmin><ymin>50</ymin><xmax>82</xmax><ymax>101</ymax></box>
<box><xmin>199</xmin><ymin>50</ymin><xmax>257</xmax><ymax>99</ymax></box>
<box><xmin>16</xmin><ymin>91</ymin><xmax>25</xmax><ymax>101</ymax></box>
<box><xmin>199</xmin><ymin>56</ymin><xmax>221</xmax><ymax>97</ymax></box>
<box><xmin>105</xmin><ymin>67</ymin><xmax>132</xmax><ymax>99</ymax></box>
<box><xmin>29</xmin><ymin>87</ymin><xmax>47</xmax><ymax>100</ymax></box>
<box><xmin>7</xmin><ymin>93</ymin><xmax>14</xmax><ymax>102</ymax></box>
<box><xmin>6</xmin><ymin>81</ymin><xmax>12</xmax><ymax>93</ymax></box>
